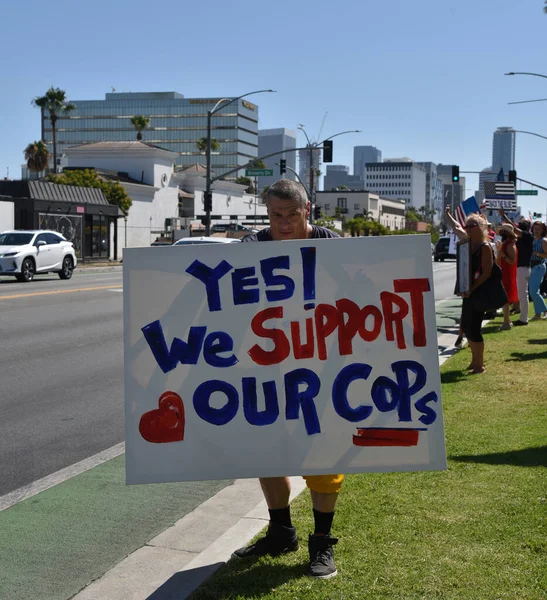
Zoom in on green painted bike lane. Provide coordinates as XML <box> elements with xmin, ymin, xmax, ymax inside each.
<box><xmin>0</xmin><ymin>455</ymin><xmax>230</xmax><ymax>600</ymax></box>
<box><xmin>0</xmin><ymin>298</ymin><xmax>463</xmax><ymax>600</ymax></box>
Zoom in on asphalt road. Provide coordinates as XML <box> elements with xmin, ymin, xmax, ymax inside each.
<box><xmin>0</xmin><ymin>260</ymin><xmax>457</xmax><ymax>497</ymax></box>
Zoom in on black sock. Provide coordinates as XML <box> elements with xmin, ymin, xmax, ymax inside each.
<box><xmin>269</xmin><ymin>506</ymin><xmax>292</xmax><ymax>528</ymax></box>
<box><xmin>313</xmin><ymin>508</ymin><xmax>335</xmax><ymax>536</ymax></box>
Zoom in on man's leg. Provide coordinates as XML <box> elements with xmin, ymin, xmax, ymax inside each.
<box><xmin>304</xmin><ymin>475</ymin><xmax>344</xmax><ymax>579</ymax></box>
<box><xmin>232</xmin><ymin>477</ymin><xmax>298</xmax><ymax>559</ymax></box>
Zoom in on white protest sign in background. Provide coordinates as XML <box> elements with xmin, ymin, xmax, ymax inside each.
<box><xmin>124</xmin><ymin>235</ymin><xmax>446</xmax><ymax>485</ymax></box>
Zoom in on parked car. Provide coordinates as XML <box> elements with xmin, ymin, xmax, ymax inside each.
<box><xmin>173</xmin><ymin>237</ymin><xmax>241</xmax><ymax>246</ymax></box>
<box><xmin>434</xmin><ymin>236</ymin><xmax>456</xmax><ymax>262</ymax></box>
<box><xmin>0</xmin><ymin>230</ymin><xmax>77</xmax><ymax>282</ymax></box>
<box><xmin>211</xmin><ymin>223</ymin><xmax>259</xmax><ymax>237</ymax></box>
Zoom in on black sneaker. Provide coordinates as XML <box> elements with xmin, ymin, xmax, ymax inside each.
<box><xmin>232</xmin><ymin>523</ymin><xmax>298</xmax><ymax>559</ymax></box>
<box><xmin>513</xmin><ymin>320</ymin><xmax>528</xmax><ymax>326</ymax></box>
<box><xmin>308</xmin><ymin>534</ymin><xmax>338</xmax><ymax>579</ymax></box>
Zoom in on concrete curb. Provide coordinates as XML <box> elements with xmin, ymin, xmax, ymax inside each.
<box><xmin>71</xmin><ymin>477</ymin><xmax>307</xmax><ymax>600</ymax></box>
<box><xmin>77</xmin><ymin>265</ymin><xmax>123</xmax><ymax>273</ymax></box>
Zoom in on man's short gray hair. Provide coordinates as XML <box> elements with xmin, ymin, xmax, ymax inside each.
<box><xmin>265</xmin><ymin>179</ymin><xmax>309</xmax><ymax>208</ymax></box>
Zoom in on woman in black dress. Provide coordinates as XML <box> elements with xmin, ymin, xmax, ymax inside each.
<box><xmin>458</xmin><ymin>215</ymin><xmax>494</xmax><ymax>374</ymax></box>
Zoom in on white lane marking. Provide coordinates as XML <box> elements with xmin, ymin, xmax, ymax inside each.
<box><xmin>432</xmin><ymin>264</ymin><xmax>457</xmax><ymax>272</ymax></box>
<box><xmin>0</xmin><ymin>442</ymin><xmax>125</xmax><ymax>512</ymax></box>
<box><xmin>108</xmin><ymin>289</ymin><xmax>123</xmax><ymax>293</ymax></box>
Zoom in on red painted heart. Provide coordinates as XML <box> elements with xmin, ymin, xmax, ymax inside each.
<box><xmin>139</xmin><ymin>391</ymin><xmax>185</xmax><ymax>444</ymax></box>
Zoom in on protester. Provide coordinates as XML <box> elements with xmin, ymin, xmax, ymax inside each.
<box><xmin>236</xmin><ymin>179</ymin><xmax>341</xmax><ymax>579</ymax></box>
<box><xmin>457</xmin><ymin>214</ymin><xmax>494</xmax><ymax>374</ymax></box>
<box><xmin>529</xmin><ymin>221</ymin><xmax>547</xmax><ymax>320</ymax></box>
<box><xmin>500</xmin><ymin>210</ymin><xmax>533</xmax><ymax>326</ymax></box>
<box><xmin>443</xmin><ymin>206</ymin><xmax>467</xmax><ymax>348</ymax></box>
<box><xmin>496</xmin><ymin>223</ymin><xmax>518</xmax><ymax>331</ymax></box>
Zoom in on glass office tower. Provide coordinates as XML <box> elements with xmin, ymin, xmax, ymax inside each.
<box><xmin>40</xmin><ymin>91</ymin><xmax>259</xmax><ymax>178</ymax></box>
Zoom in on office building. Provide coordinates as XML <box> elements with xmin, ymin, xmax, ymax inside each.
<box><xmin>365</xmin><ymin>161</ymin><xmax>426</xmax><ymax>208</ymax></box>
<box><xmin>437</xmin><ymin>164</ymin><xmax>465</xmax><ymax>210</ymax></box>
<box><xmin>324</xmin><ymin>165</ymin><xmax>365</xmax><ymax>191</ymax></box>
<box><xmin>353</xmin><ymin>146</ymin><xmax>382</xmax><ymax>180</ymax></box>
<box><xmin>257</xmin><ymin>128</ymin><xmax>296</xmax><ymax>190</ymax></box>
<box><xmin>492</xmin><ymin>127</ymin><xmax>516</xmax><ymax>175</ymax></box>
<box><xmin>324</xmin><ymin>165</ymin><xmax>350</xmax><ymax>191</ymax></box>
<box><xmin>39</xmin><ymin>91</ymin><xmax>259</xmax><ymax>179</ymax></box>
<box><xmin>416</xmin><ymin>162</ymin><xmax>443</xmax><ymax>218</ymax></box>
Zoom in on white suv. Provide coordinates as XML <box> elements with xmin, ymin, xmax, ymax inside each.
<box><xmin>0</xmin><ymin>230</ymin><xmax>77</xmax><ymax>282</ymax></box>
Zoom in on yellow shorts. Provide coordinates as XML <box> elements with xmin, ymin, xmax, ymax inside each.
<box><xmin>302</xmin><ymin>474</ymin><xmax>344</xmax><ymax>494</ymax></box>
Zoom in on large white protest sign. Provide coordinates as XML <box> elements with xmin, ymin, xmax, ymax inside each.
<box><xmin>124</xmin><ymin>235</ymin><xmax>446</xmax><ymax>485</ymax></box>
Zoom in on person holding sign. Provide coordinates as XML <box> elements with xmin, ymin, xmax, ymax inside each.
<box><xmin>457</xmin><ymin>215</ymin><xmax>494</xmax><ymax>374</ymax></box>
<box><xmin>235</xmin><ymin>179</ymin><xmax>342</xmax><ymax>579</ymax></box>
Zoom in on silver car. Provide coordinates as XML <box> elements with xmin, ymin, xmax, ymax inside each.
<box><xmin>0</xmin><ymin>230</ymin><xmax>77</xmax><ymax>282</ymax></box>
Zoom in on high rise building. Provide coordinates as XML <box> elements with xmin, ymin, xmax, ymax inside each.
<box><xmin>365</xmin><ymin>161</ymin><xmax>426</xmax><ymax>208</ymax></box>
<box><xmin>39</xmin><ymin>91</ymin><xmax>259</xmax><ymax>178</ymax></box>
<box><xmin>324</xmin><ymin>165</ymin><xmax>350</xmax><ymax>191</ymax></box>
<box><xmin>492</xmin><ymin>127</ymin><xmax>516</xmax><ymax>175</ymax></box>
<box><xmin>353</xmin><ymin>146</ymin><xmax>382</xmax><ymax>179</ymax></box>
<box><xmin>257</xmin><ymin>128</ymin><xmax>296</xmax><ymax>190</ymax></box>
<box><xmin>416</xmin><ymin>162</ymin><xmax>443</xmax><ymax>217</ymax></box>
<box><xmin>437</xmin><ymin>164</ymin><xmax>465</xmax><ymax>211</ymax></box>
<box><xmin>298</xmin><ymin>148</ymin><xmax>322</xmax><ymax>193</ymax></box>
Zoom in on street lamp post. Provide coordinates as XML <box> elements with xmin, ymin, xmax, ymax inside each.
<box><xmin>504</xmin><ymin>72</ymin><xmax>547</xmax><ymax>105</ymax></box>
<box><xmin>204</xmin><ymin>89</ymin><xmax>275</xmax><ymax>236</ymax></box>
<box><xmin>297</xmin><ymin>125</ymin><xmax>360</xmax><ymax>223</ymax></box>
<box><xmin>504</xmin><ymin>71</ymin><xmax>547</xmax><ymax>79</ymax></box>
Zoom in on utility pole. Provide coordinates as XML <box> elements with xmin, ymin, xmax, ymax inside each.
<box><xmin>203</xmin><ymin>89</ymin><xmax>275</xmax><ymax>236</ymax></box>
<box><xmin>298</xmin><ymin>125</ymin><xmax>360</xmax><ymax>224</ymax></box>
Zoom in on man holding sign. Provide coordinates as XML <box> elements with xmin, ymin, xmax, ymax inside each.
<box><xmin>124</xmin><ymin>178</ymin><xmax>445</xmax><ymax>586</ymax></box>
<box><xmin>236</xmin><ymin>179</ymin><xmax>342</xmax><ymax>579</ymax></box>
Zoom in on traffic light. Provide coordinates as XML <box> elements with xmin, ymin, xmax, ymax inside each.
<box><xmin>279</xmin><ymin>159</ymin><xmax>286</xmax><ymax>175</ymax></box>
<box><xmin>508</xmin><ymin>170</ymin><xmax>517</xmax><ymax>184</ymax></box>
<box><xmin>203</xmin><ymin>190</ymin><xmax>213</xmax><ymax>212</ymax></box>
<box><xmin>451</xmin><ymin>165</ymin><xmax>460</xmax><ymax>182</ymax></box>
<box><xmin>533</xmin><ymin>212</ymin><xmax>542</xmax><ymax>219</ymax></box>
<box><xmin>313</xmin><ymin>205</ymin><xmax>321</xmax><ymax>220</ymax></box>
<box><xmin>323</xmin><ymin>140</ymin><xmax>333</xmax><ymax>163</ymax></box>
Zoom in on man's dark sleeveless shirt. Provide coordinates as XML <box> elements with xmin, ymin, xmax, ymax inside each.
<box><xmin>240</xmin><ymin>225</ymin><xmax>340</xmax><ymax>243</ymax></box>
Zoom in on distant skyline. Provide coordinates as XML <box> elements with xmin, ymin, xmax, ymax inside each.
<box><xmin>1</xmin><ymin>0</ymin><xmax>546</xmax><ymax>218</ymax></box>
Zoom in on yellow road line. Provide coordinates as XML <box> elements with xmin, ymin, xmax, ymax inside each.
<box><xmin>0</xmin><ymin>284</ymin><xmax>123</xmax><ymax>300</ymax></box>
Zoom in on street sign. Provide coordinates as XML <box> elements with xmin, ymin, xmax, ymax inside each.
<box><xmin>516</xmin><ymin>190</ymin><xmax>538</xmax><ymax>196</ymax></box>
<box><xmin>245</xmin><ymin>169</ymin><xmax>273</xmax><ymax>177</ymax></box>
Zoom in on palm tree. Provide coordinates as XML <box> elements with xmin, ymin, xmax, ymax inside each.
<box><xmin>24</xmin><ymin>141</ymin><xmax>50</xmax><ymax>173</ymax></box>
<box><xmin>130</xmin><ymin>115</ymin><xmax>151</xmax><ymax>140</ymax></box>
<box><xmin>196</xmin><ymin>137</ymin><xmax>220</xmax><ymax>154</ymax></box>
<box><xmin>249</xmin><ymin>158</ymin><xmax>267</xmax><ymax>169</ymax></box>
<box><xmin>32</xmin><ymin>87</ymin><xmax>75</xmax><ymax>173</ymax></box>
<box><xmin>235</xmin><ymin>176</ymin><xmax>255</xmax><ymax>194</ymax></box>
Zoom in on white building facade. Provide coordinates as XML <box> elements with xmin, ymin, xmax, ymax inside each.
<box><xmin>64</xmin><ymin>141</ymin><xmax>180</xmax><ymax>255</ymax></box>
<box><xmin>173</xmin><ymin>164</ymin><xmax>268</xmax><ymax>229</ymax></box>
<box><xmin>364</xmin><ymin>161</ymin><xmax>426</xmax><ymax>208</ymax></box>
<box><xmin>315</xmin><ymin>191</ymin><xmax>406</xmax><ymax>231</ymax></box>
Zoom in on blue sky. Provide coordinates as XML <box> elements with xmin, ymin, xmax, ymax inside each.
<box><xmin>2</xmin><ymin>0</ymin><xmax>546</xmax><ymax>217</ymax></box>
